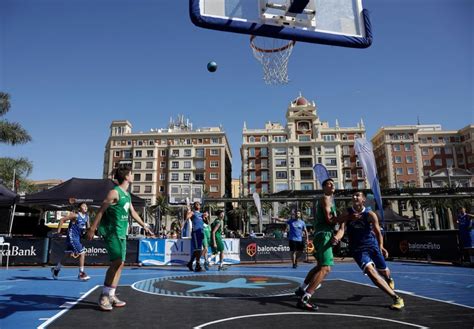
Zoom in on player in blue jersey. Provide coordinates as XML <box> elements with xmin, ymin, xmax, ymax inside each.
<box><xmin>344</xmin><ymin>190</ymin><xmax>404</xmax><ymax>310</ymax></box>
<box><xmin>51</xmin><ymin>202</ymin><xmax>90</xmax><ymax>281</ymax></box>
<box><xmin>272</xmin><ymin>209</ymin><xmax>309</xmax><ymax>268</ymax></box>
<box><xmin>457</xmin><ymin>207</ymin><xmax>474</xmax><ymax>262</ymax></box>
<box><xmin>186</xmin><ymin>201</ymin><xmax>205</xmax><ymax>272</ymax></box>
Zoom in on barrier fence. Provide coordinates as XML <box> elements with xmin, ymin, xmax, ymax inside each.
<box><xmin>0</xmin><ymin>230</ymin><xmax>468</xmax><ymax>266</ymax></box>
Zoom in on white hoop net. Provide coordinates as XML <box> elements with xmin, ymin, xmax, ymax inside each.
<box><xmin>250</xmin><ymin>36</ymin><xmax>296</xmax><ymax>85</ymax></box>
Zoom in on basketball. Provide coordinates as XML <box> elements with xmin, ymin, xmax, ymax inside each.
<box><xmin>207</xmin><ymin>61</ymin><xmax>217</xmax><ymax>72</ymax></box>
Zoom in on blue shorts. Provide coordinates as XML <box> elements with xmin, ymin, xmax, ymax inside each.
<box><xmin>191</xmin><ymin>229</ymin><xmax>204</xmax><ymax>252</ymax></box>
<box><xmin>65</xmin><ymin>237</ymin><xmax>86</xmax><ymax>255</ymax></box>
<box><xmin>352</xmin><ymin>245</ymin><xmax>387</xmax><ymax>272</ymax></box>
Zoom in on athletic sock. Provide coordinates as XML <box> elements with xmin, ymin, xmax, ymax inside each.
<box><xmin>79</xmin><ymin>267</ymin><xmax>84</xmax><ymax>273</ymax></box>
<box><xmin>55</xmin><ymin>263</ymin><xmax>62</xmax><ymax>270</ymax></box>
<box><xmin>302</xmin><ymin>292</ymin><xmax>312</xmax><ymax>301</ymax></box>
<box><xmin>102</xmin><ymin>286</ymin><xmax>115</xmax><ymax>296</ymax></box>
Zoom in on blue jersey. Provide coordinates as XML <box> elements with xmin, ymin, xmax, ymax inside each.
<box><xmin>346</xmin><ymin>208</ymin><xmax>377</xmax><ymax>251</ymax></box>
<box><xmin>68</xmin><ymin>212</ymin><xmax>89</xmax><ymax>239</ymax></box>
<box><xmin>191</xmin><ymin>211</ymin><xmax>204</xmax><ymax>231</ymax></box>
<box><xmin>458</xmin><ymin>214</ymin><xmax>472</xmax><ymax>232</ymax></box>
<box><xmin>286</xmin><ymin>218</ymin><xmax>306</xmax><ymax>242</ymax></box>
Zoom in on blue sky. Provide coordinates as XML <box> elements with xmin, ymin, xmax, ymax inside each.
<box><xmin>0</xmin><ymin>0</ymin><xmax>472</xmax><ymax>181</ymax></box>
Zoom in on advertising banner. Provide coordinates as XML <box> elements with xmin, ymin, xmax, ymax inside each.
<box><xmin>49</xmin><ymin>238</ymin><xmax>138</xmax><ymax>265</ymax></box>
<box><xmin>385</xmin><ymin>230</ymin><xmax>460</xmax><ymax>262</ymax></box>
<box><xmin>240</xmin><ymin>238</ymin><xmax>305</xmax><ymax>262</ymax></box>
<box><xmin>138</xmin><ymin>238</ymin><xmax>240</xmax><ymax>266</ymax></box>
<box><xmin>0</xmin><ymin>237</ymin><xmax>49</xmax><ymax>265</ymax></box>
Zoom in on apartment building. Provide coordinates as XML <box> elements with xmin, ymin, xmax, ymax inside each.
<box><xmin>371</xmin><ymin>124</ymin><xmax>474</xmax><ymax>188</ymax></box>
<box><xmin>241</xmin><ymin>94</ymin><xmax>367</xmax><ymax>195</ymax></box>
<box><xmin>103</xmin><ymin>117</ymin><xmax>232</xmax><ymax>205</ymax></box>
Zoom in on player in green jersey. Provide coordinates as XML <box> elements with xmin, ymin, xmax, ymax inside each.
<box><xmin>87</xmin><ymin>167</ymin><xmax>154</xmax><ymax>311</ymax></box>
<box><xmin>211</xmin><ymin>210</ymin><xmax>226</xmax><ymax>270</ymax></box>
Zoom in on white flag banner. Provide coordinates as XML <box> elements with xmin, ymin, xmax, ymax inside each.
<box><xmin>252</xmin><ymin>192</ymin><xmax>263</xmax><ymax>232</ymax></box>
<box><xmin>354</xmin><ymin>138</ymin><xmax>384</xmax><ymax>224</ymax></box>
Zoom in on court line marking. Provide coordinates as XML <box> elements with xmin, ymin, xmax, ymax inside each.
<box><xmin>193</xmin><ymin>312</ymin><xmax>428</xmax><ymax>328</ymax></box>
<box><xmin>337</xmin><ymin>278</ymin><xmax>474</xmax><ymax>310</ymax></box>
<box><xmin>37</xmin><ymin>285</ymin><xmax>99</xmax><ymax>329</ymax></box>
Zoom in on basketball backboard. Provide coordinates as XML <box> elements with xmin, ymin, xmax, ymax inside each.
<box><xmin>190</xmin><ymin>0</ymin><xmax>372</xmax><ymax>48</ymax></box>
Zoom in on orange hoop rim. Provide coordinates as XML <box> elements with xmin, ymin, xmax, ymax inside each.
<box><xmin>250</xmin><ymin>35</ymin><xmax>296</xmax><ymax>53</ymax></box>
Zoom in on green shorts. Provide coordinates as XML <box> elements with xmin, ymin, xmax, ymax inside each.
<box><xmin>313</xmin><ymin>231</ymin><xmax>334</xmax><ymax>266</ymax></box>
<box><xmin>211</xmin><ymin>238</ymin><xmax>224</xmax><ymax>253</ymax></box>
<box><xmin>103</xmin><ymin>234</ymin><xmax>127</xmax><ymax>262</ymax></box>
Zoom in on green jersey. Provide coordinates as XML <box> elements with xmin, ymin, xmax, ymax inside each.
<box><xmin>314</xmin><ymin>198</ymin><xmax>337</xmax><ymax>233</ymax></box>
<box><xmin>99</xmin><ymin>186</ymin><xmax>131</xmax><ymax>239</ymax></box>
<box><xmin>211</xmin><ymin>219</ymin><xmax>223</xmax><ymax>240</ymax></box>
<box><xmin>203</xmin><ymin>223</ymin><xmax>211</xmax><ymax>244</ymax></box>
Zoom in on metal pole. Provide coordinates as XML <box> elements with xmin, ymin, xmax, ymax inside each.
<box><xmin>8</xmin><ymin>203</ymin><xmax>16</xmax><ymax>237</ymax></box>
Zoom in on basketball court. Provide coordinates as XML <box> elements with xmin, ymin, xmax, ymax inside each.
<box><xmin>1</xmin><ymin>261</ymin><xmax>473</xmax><ymax>328</ymax></box>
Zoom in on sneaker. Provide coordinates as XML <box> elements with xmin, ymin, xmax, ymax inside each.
<box><xmin>110</xmin><ymin>295</ymin><xmax>126</xmax><ymax>307</ymax></box>
<box><xmin>297</xmin><ymin>296</ymin><xmax>319</xmax><ymax>311</ymax></box>
<box><xmin>387</xmin><ymin>278</ymin><xmax>395</xmax><ymax>290</ymax></box>
<box><xmin>390</xmin><ymin>296</ymin><xmax>404</xmax><ymax>310</ymax></box>
<box><xmin>187</xmin><ymin>261</ymin><xmax>194</xmax><ymax>272</ymax></box>
<box><xmin>51</xmin><ymin>267</ymin><xmax>60</xmax><ymax>280</ymax></box>
<box><xmin>78</xmin><ymin>271</ymin><xmax>90</xmax><ymax>281</ymax></box>
<box><xmin>292</xmin><ymin>263</ymin><xmax>297</xmax><ymax>269</ymax></box>
<box><xmin>195</xmin><ymin>265</ymin><xmax>204</xmax><ymax>272</ymax></box>
<box><xmin>204</xmin><ymin>261</ymin><xmax>210</xmax><ymax>271</ymax></box>
<box><xmin>98</xmin><ymin>294</ymin><xmax>113</xmax><ymax>311</ymax></box>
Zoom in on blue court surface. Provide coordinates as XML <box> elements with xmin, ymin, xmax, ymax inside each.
<box><xmin>0</xmin><ymin>261</ymin><xmax>473</xmax><ymax>328</ymax></box>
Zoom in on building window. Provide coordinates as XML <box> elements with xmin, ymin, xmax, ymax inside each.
<box><xmin>357</xmin><ymin>169</ymin><xmax>364</xmax><ymax>178</ymax></box>
<box><xmin>249</xmin><ymin>148</ymin><xmax>256</xmax><ymax>157</ymax></box>
<box><xmin>134</xmin><ymin>162</ymin><xmax>142</xmax><ymax>169</ymax></box>
<box><xmin>195</xmin><ymin>173</ymin><xmax>204</xmax><ymax>181</ymax></box>
<box><xmin>114</xmin><ymin>151</ymin><xmax>120</xmax><ymax>157</ymax></box>
<box><xmin>160</xmin><ymin>161</ymin><xmax>166</xmax><ymax>168</ymax></box>
<box><xmin>144</xmin><ymin>186</ymin><xmax>152</xmax><ymax>193</ymax></box>
<box><xmin>444</xmin><ymin>147</ymin><xmax>452</xmax><ymax>154</ymax></box>
<box><xmin>275</xmin><ymin>147</ymin><xmax>286</xmax><ymax>155</ymax></box>
<box><xmin>195</xmin><ymin>149</ymin><xmax>204</xmax><ymax>157</ymax></box>
<box><xmin>249</xmin><ymin>136</ymin><xmax>255</xmax><ymax>143</ymax></box>
<box><xmin>146</xmin><ymin>162</ymin><xmax>153</xmax><ymax>169</ymax></box>
<box><xmin>324</xmin><ymin>146</ymin><xmax>336</xmax><ymax>154</ymax></box>
<box><xmin>322</xmin><ymin>134</ymin><xmax>335</xmax><ymax>141</ymax></box>
<box><xmin>211</xmin><ymin>149</ymin><xmax>219</xmax><ymax>156</ymax></box>
<box><xmin>210</xmin><ymin>173</ymin><xmax>219</xmax><ymax>180</ymax></box>
<box><xmin>210</xmin><ymin>160</ymin><xmax>219</xmax><ymax>168</ymax></box>
<box><xmin>249</xmin><ymin>172</ymin><xmax>256</xmax><ymax>181</ymax></box>
<box><xmin>393</xmin><ymin>144</ymin><xmax>401</xmax><ymax>151</ymax></box>
<box><xmin>261</xmin><ymin>136</ymin><xmax>267</xmax><ymax>142</ymax></box>
<box><xmin>301</xmin><ymin>183</ymin><xmax>313</xmax><ymax>190</ymax></box>
<box><xmin>446</xmin><ymin>158</ymin><xmax>454</xmax><ymax>167</ymax></box>
<box><xmin>145</xmin><ymin>174</ymin><xmax>152</xmax><ymax>181</ymax></box>
<box><xmin>275</xmin><ymin>183</ymin><xmax>288</xmax><ymax>192</ymax></box>
<box><xmin>328</xmin><ymin>170</ymin><xmax>338</xmax><ymax>178</ymax></box>
<box><xmin>183</xmin><ymin>173</ymin><xmax>191</xmax><ymax>181</ymax></box>
<box><xmin>404</xmin><ymin>144</ymin><xmax>412</xmax><ymax>151</ymax></box>
<box><xmin>261</xmin><ymin>159</ymin><xmax>268</xmax><ymax>168</ymax></box>
<box><xmin>134</xmin><ymin>173</ymin><xmax>141</xmax><ymax>181</ymax></box>
<box><xmin>406</xmin><ymin>156</ymin><xmax>413</xmax><ymax>163</ymax></box>
<box><xmin>275</xmin><ymin>159</ymin><xmax>287</xmax><ymax>167</ymax></box>
<box><xmin>171</xmin><ymin>173</ymin><xmax>179</xmax><ymax>181</ymax></box>
<box><xmin>342</xmin><ymin>146</ymin><xmax>350</xmax><ymax>156</ymax></box>
<box><xmin>184</xmin><ymin>149</ymin><xmax>192</xmax><ymax>157</ymax></box>
<box><xmin>261</xmin><ymin>171</ymin><xmax>268</xmax><ymax>181</ymax></box>
<box><xmin>396</xmin><ymin>168</ymin><xmax>403</xmax><ymax>175</ymax></box>
<box><xmin>422</xmin><ymin>148</ymin><xmax>429</xmax><ymax>155</ymax></box>
<box><xmin>276</xmin><ymin>171</ymin><xmax>287</xmax><ymax>179</ymax></box>
<box><xmin>260</xmin><ymin>147</ymin><xmax>268</xmax><ymax>157</ymax></box>
<box><xmin>135</xmin><ymin>150</ymin><xmax>142</xmax><ymax>158</ymax></box>
<box><xmin>433</xmin><ymin>147</ymin><xmax>441</xmax><ymax>155</ymax></box>
<box><xmin>298</xmin><ymin>135</ymin><xmax>311</xmax><ymax>142</ymax></box>
<box><xmin>211</xmin><ymin>137</ymin><xmax>219</xmax><ymax>144</ymax></box>
<box><xmin>423</xmin><ymin>160</ymin><xmax>431</xmax><ymax>166</ymax></box>
<box><xmin>159</xmin><ymin>173</ymin><xmax>165</xmax><ymax>181</ymax></box>
<box><xmin>434</xmin><ymin>159</ymin><xmax>442</xmax><ymax>166</ymax></box>
<box><xmin>159</xmin><ymin>186</ymin><xmax>165</xmax><ymax>192</ymax></box>
<box><xmin>261</xmin><ymin>183</ymin><xmax>269</xmax><ymax>193</ymax></box>
<box><xmin>184</xmin><ymin>161</ymin><xmax>191</xmax><ymax>169</ymax></box>
<box><xmin>161</xmin><ymin>150</ymin><xmax>167</xmax><ymax>156</ymax></box>
<box><xmin>132</xmin><ymin>185</ymin><xmax>140</xmax><ymax>193</ymax></box>
<box><xmin>147</xmin><ymin>150</ymin><xmax>154</xmax><ymax>157</ymax></box>
<box><xmin>274</xmin><ymin>136</ymin><xmax>286</xmax><ymax>142</ymax></box>
<box><xmin>344</xmin><ymin>170</ymin><xmax>351</xmax><ymax>179</ymax></box>
<box><xmin>249</xmin><ymin>184</ymin><xmax>256</xmax><ymax>193</ymax></box>
<box><xmin>172</xmin><ymin>161</ymin><xmax>179</xmax><ymax>169</ymax></box>
<box><xmin>394</xmin><ymin>156</ymin><xmax>402</xmax><ymax>163</ymax></box>
<box><xmin>407</xmin><ymin>167</ymin><xmax>415</xmax><ymax>175</ymax></box>
<box><xmin>324</xmin><ymin>158</ymin><xmax>337</xmax><ymax>166</ymax></box>
<box><xmin>194</xmin><ymin>160</ymin><xmax>203</xmax><ymax>169</ymax></box>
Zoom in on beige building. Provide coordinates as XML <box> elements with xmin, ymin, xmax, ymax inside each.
<box><xmin>241</xmin><ymin>94</ymin><xmax>367</xmax><ymax>196</ymax></box>
<box><xmin>372</xmin><ymin>124</ymin><xmax>474</xmax><ymax>188</ymax></box>
<box><xmin>31</xmin><ymin>179</ymin><xmax>63</xmax><ymax>191</ymax></box>
<box><xmin>103</xmin><ymin>116</ymin><xmax>232</xmax><ymax>206</ymax></box>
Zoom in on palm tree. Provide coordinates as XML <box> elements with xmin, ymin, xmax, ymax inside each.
<box><xmin>0</xmin><ymin>157</ymin><xmax>36</xmax><ymax>192</ymax></box>
<box><xmin>0</xmin><ymin>92</ymin><xmax>32</xmax><ymax>145</ymax></box>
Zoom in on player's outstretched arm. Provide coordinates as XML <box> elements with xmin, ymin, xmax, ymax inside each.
<box><xmin>130</xmin><ymin>203</ymin><xmax>154</xmax><ymax>237</ymax></box>
<box><xmin>369</xmin><ymin>210</ymin><xmax>387</xmax><ymax>257</ymax></box>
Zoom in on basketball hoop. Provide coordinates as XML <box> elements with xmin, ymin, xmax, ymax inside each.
<box><xmin>250</xmin><ymin>35</ymin><xmax>296</xmax><ymax>85</ymax></box>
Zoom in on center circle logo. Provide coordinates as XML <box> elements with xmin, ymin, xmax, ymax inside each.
<box><xmin>132</xmin><ymin>274</ymin><xmax>300</xmax><ymax>298</ymax></box>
